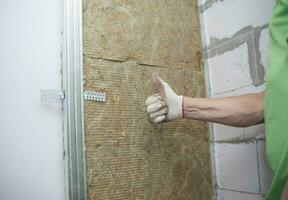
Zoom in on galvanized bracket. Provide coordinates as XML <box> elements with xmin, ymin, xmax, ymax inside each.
<box><xmin>83</xmin><ymin>90</ymin><xmax>106</xmax><ymax>103</ymax></box>
<box><xmin>40</xmin><ymin>89</ymin><xmax>65</xmax><ymax>103</ymax></box>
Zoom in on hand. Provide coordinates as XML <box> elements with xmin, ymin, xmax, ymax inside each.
<box><xmin>145</xmin><ymin>73</ymin><xmax>183</xmax><ymax>124</ymax></box>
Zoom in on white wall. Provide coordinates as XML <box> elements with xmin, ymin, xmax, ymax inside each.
<box><xmin>0</xmin><ymin>1</ymin><xmax>65</xmax><ymax>200</ymax></box>
<box><xmin>199</xmin><ymin>0</ymin><xmax>275</xmax><ymax>199</ymax></box>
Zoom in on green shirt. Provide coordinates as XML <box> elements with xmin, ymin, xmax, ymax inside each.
<box><xmin>265</xmin><ymin>0</ymin><xmax>288</xmax><ymax>199</ymax></box>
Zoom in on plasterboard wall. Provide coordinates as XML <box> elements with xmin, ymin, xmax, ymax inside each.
<box><xmin>0</xmin><ymin>1</ymin><xmax>65</xmax><ymax>200</ymax></box>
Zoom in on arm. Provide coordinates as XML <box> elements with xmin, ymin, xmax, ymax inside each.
<box><xmin>282</xmin><ymin>181</ymin><xmax>288</xmax><ymax>200</ymax></box>
<box><xmin>183</xmin><ymin>93</ymin><xmax>264</xmax><ymax>127</ymax></box>
<box><xmin>146</xmin><ymin>74</ymin><xmax>264</xmax><ymax>127</ymax></box>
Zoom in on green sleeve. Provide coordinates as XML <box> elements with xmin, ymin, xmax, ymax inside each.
<box><xmin>265</xmin><ymin>0</ymin><xmax>288</xmax><ymax>199</ymax></box>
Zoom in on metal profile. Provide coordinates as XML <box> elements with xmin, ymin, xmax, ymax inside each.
<box><xmin>63</xmin><ymin>0</ymin><xmax>87</xmax><ymax>199</ymax></box>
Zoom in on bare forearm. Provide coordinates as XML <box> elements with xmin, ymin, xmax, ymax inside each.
<box><xmin>183</xmin><ymin>92</ymin><xmax>265</xmax><ymax>127</ymax></box>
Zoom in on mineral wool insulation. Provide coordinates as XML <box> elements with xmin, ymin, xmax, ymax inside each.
<box><xmin>83</xmin><ymin>0</ymin><xmax>212</xmax><ymax>199</ymax></box>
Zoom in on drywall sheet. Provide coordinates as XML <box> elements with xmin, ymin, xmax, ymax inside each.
<box><xmin>83</xmin><ymin>1</ymin><xmax>212</xmax><ymax>200</ymax></box>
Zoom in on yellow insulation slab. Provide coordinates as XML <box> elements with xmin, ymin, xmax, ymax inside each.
<box><xmin>83</xmin><ymin>0</ymin><xmax>202</xmax><ymax>68</ymax></box>
<box><xmin>83</xmin><ymin>0</ymin><xmax>212</xmax><ymax>199</ymax></box>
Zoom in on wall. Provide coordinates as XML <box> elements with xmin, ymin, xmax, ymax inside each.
<box><xmin>0</xmin><ymin>1</ymin><xmax>276</xmax><ymax>199</ymax></box>
<box><xmin>199</xmin><ymin>0</ymin><xmax>275</xmax><ymax>199</ymax></box>
<box><xmin>83</xmin><ymin>0</ymin><xmax>213</xmax><ymax>199</ymax></box>
<box><xmin>0</xmin><ymin>1</ymin><xmax>65</xmax><ymax>200</ymax></box>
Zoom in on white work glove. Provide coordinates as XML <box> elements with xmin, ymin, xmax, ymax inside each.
<box><xmin>145</xmin><ymin>73</ymin><xmax>183</xmax><ymax>124</ymax></box>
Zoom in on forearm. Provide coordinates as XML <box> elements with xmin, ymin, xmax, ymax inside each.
<box><xmin>183</xmin><ymin>92</ymin><xmax>265</xmax><ymax>127</ymax></box>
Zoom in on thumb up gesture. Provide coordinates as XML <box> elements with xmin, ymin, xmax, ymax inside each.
<box><xmin>145</xmin><ymin>73</ymin><xmax>183</xmax><ymax>124</ymax></box>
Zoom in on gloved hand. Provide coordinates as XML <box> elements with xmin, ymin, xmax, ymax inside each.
<box><xmin>145</xmin><ymin>73</ymin><xmax>183</xmax><ymax>124</ymax></box>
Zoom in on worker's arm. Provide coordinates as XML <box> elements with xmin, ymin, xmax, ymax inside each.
<box><xmin>282</xmin><ymin>182</ymin><xmax>288</xmax><ymax>200</ymax></box>
<box><xmin>182</xmin><ymin>93</ymin><xmax>264</xmax><ymax>127</ymax></box>
<box><xmin>146</xmin><ymin>74</ymin><xmax>264</xmax><ymax>127</ymax></box>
